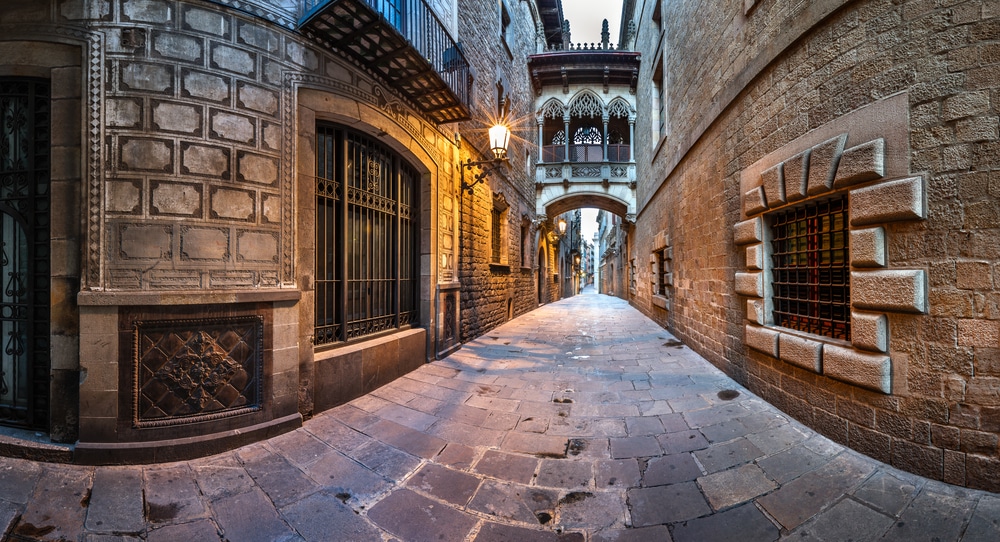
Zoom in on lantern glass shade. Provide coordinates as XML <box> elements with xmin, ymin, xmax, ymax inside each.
<box><xmin>557</xmin><ymin>218</ymin><xmax>567</xmax><ymax>235</ymax></box>
<box><xmin>488</xmin><ymin>123</ymin><xmax>511</xmax><ymax>160</ymax></box>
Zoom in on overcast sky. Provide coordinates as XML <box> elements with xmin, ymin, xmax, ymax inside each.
<box><xmin>561</xmin><ymin>1</ymin><xmax>623</xmax><ymax>46</ymax></box>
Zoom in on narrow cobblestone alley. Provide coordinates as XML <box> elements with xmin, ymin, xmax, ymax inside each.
<box><xmin>2</xmin><ymin>289</ymin><xmax>999</xmax><ymax>541</ymax></box>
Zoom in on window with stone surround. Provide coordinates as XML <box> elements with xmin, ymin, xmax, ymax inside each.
<box><xmin>314</xmin><ymin>123</ymin><xmax>419</xmax><ymax>346</ymax></box>
<box><xmin>770</xmin><ymin>195</ymin><xmax>850</xmax><ymax>341</ymax></box>
<box><xmin>491</xmin><ymin>193</ymin><xmax>509</xmax><ymax>265</ymax></box>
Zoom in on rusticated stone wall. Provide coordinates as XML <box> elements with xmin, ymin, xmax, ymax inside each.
<box><xmin>631</xmin><ymin>0</ymin><xmax>1000</xmax><ymax>490</ymax></box>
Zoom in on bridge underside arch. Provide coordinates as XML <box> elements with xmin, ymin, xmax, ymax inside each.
<box><xmin>540</xmin><ymin>193</ymin><xmax>629</xmax><ymax>219</ymax></box>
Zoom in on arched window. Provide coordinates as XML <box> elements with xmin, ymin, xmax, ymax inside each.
<box><xmin>315</xmin><ymin>124</ymin><xmax>419</xmax><ymax>345</ymax></box>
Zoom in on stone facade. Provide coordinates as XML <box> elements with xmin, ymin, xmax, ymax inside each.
<box><xmin>0</xmin><ymin>0</ymin><xmax>555</xmax><ymax>461</ymax></box>
<box><xmin>630</xmin><ymin>0</ymin><xmax>1000</xmax><ymax>490</ymax></box>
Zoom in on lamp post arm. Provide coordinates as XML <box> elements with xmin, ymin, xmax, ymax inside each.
<box><xmin>460</xmin><ymin>158</ymin><xmax>507</xmax><ymax>194</ymax></box>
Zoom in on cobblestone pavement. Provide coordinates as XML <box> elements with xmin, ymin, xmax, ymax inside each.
<box><xmin>3</xmin><ymin>289</ymin><xmax>1000</xmax><ymax>541</ymax></box>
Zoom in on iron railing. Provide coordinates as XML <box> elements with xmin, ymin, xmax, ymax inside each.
<box><xmin>302</xmin><ymin>0</ymin><xmax>470</xmax><ymax>110</ymax></box>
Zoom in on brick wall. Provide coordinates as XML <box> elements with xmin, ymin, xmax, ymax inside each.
<box><xmin>456</xmin><ymin>0</ymin><xmax>540</xmax><ymax>340</ymax></box>
<box><xmin>632</xmin><ymin>0</ymin><xmax>1000</xmax><ymax>490</ymax></box>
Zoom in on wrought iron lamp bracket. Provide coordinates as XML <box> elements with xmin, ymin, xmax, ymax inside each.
<box><xmin>460</xmin><ymin>157</ymin><xmax>507</xmax><ymax>195</ymax></box>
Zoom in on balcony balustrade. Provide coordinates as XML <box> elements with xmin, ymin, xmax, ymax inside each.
<box><xmin>301</xmin><ymin>0</ymin><xmax>471</xmax><ymax>123</ymax></box>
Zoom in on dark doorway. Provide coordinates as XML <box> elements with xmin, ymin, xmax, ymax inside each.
<box><xmin>0</xmin><ymin>78</ymin><xmax>51</xmax><ymax>430</ymax></box>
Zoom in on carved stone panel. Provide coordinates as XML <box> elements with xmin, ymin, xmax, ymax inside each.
<box><xmin>133</xmin><ymin>316</ymin><xmax>263</xmax><ymax>427</ymax></box>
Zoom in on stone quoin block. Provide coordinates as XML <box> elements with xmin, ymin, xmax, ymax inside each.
<box><xmin>850</xmin><ymin>176</ymin><xmax>925</xmax><ymax>226</ymax></box>
<box><xmin>852</xmin><ymin>269</ymin><xmax>927</xmax><ymax>314</ymax></box>
<box><xmin>745</xmin><ymin>324</ymin><xmax>779</xmax><ymax>357</ymax></box>
<box><xmin>834</xmin><ymin>138</ymin><xmax>885</xmax><ymax>188</ymax></box>
<box><xmin>779</xmin><ymin>333</ymin><xmax>823</xmax><ymax>373</ymax></box>
<box><xmin>850</xmin><ymin>227</ymin><xmax>886</xmax><ymax>268</ymax></box>
<box><xmin>851</xmin><ymin>311</ymin><xmax>889</xmax><ymax>353</ymax></box>
<box><xmin>106</xmin><ymin>98</ymin><xmax>142</xmax><ymax>128</ymax></box>
<box><xmin>806</xmin><ymin>134</ymin><xmax>847</xmax><ymax>196</ymax></box>
<box><xmin>107</xmin><ymin>180</ymin><xmax>141</xmax><ymax>213</ymax></box>
<box><xmin>734</xmin><ymin>217</ymin><xmax>763</xmax><ymax>245</ymax></box>
<box><xmin>211</xmin><ymin>110</ymin><xmax>256</xmax><ymax>143</ymax></box>
<box><xmin>238</xmin><ymin>152</ymin><xmax>279</xmax><ymax>185</ymax></box>
<box><xmin>744</xmin><ymin>186</ymin><xmax>768</xmax><ymax>216</ymax></box>
<box><xmin>746</xmin><ymin>244</ymin><xmax>764</xmax><ymax>270</ymax></box>
<box><xmin>747</xmin><ymin>298</ymin><xmax>766</xmax><ymax>325</ymax></box>
<box><xmin>783</xmin><ymin>150</ymin><xmax>810</xmax><ymax>202</ymax></box>
<box><xmin>238</xmin><ymin>82</ymin><xmax>279</xmax><ymax>115</ymax></box>
<box><xmin>823</xmin><ymin>344</ymin><xmax>891</xmax><ymax>394</ymax></box>
<box><xmin>760</xmin><ymin>163</ymin><xmax>785</xmax><ymax>206</ymax></box>
<box><xmin>735</xmin><ymin>271</ymin><xmax>763</xmax><ymax>297</ymax></box>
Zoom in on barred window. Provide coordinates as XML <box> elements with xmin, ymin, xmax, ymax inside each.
<box><xmin>491</xmin><ymin>207</ymin><xmax>503</xmax><ymax>263</ymax></box>
<box><xmin>315</xmin><ymin>124</ymin><xmax>418</xmax><ymax>346</ymax></box>
<box><xmin>770</xmin><ymin>195</ymin><xmax>850</xmax><ymax>340</ymax></box>
<box><xmin>491</xmin><ymin>193</ymin><xmax>509</xmax><ymax>265</ymax></box>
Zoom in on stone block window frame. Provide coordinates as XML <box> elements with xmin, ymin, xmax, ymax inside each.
<box><xmin>735</xmin><ymin>132</ymin><xmax>927</xmax><ymax>395</ymax></box>
<box><xmin>491</xmin><ymin>192</ymin><xmax>510</xmax><ymax>266</ymax></box>
<box><xmin>650</xmin><ymin>229</ymin><xmax>671</xmax><ymax>310</ymax></box>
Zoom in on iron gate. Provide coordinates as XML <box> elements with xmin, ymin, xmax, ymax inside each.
<box><xmin>0</xmin><ymin>78</ymin><xmax>51</xmax><ymax>430</ymax></box>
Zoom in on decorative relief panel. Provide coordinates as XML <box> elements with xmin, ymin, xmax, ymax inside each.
<box><xmin>133</xmin><ymin>316</ymin><xmax>263</xmax><ymax>428</ymax></box>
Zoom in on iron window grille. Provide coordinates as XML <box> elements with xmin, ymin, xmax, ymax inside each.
<box><xmin>315</xmin><ymin>124</ymin><xmax>419</xmax><ymax>346</ymax></box>
<box><xmin>770</xmin><ymin>194</ymin><xmax>850</xmax><ymax>341</ymax></box>
<box><xmin>491</xmin><ymin>207</ymin><xmax>503</xmax><ymax>264</ymax></box>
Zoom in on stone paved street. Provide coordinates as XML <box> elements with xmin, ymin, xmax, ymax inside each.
<box><xmin>2</xmin><ymin>289</ymin><xmax>1000</xmax><ymax>541</ymax></box>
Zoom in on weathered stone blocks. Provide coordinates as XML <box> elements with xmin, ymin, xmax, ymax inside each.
<box><xmin>238</xmin><ymin>152</ymin><xmax>278</xmax><ymax>184</ymax></box>
<box><xmin>238</xmin><ymin>82</ymin><xmax>278</xmax><ymax>115</ymax></box>
<box><xmin>181</xmin><ymin>228</ymin><xmax>228</xmax><ymax>260</ymax></box>
<box><xmin>152</xmin><ymin>31</ymin><xmax>203</xmax><ymax>62</ymax></box>
<box><xmin>210</xmin><ymin>188</ymin><xmax>254</xmax><ymax>221</ymax></box>
<box><xmin>211</xmin><ymin>110</ymin><xmax>256</xmax><ymax>143</ymax></box>
<box><xmin>733</xmin><ymin>217</ymin><xmax>762</xmax><ymax>245</ymax></box>
<box><xmin>152</xmin><ymin>101</ymin><xmax>202</xmax><ymax>134</ymax></box>
<box><xmin>237</xmin><ymin>231</ymin><xmax>277</xmax><ymax>262</ymax></box>
<box><xmin>744</xmin><ymin>186</ymin><xmax>768</xmax><ymax>215</ymax></box>
<box><xmin>833</xmin><ymin>139</ymin><xmax>884</xmax><ymax>188</ymax></box>
<box><xmin>735</xmin><ymin>271</ymin><xmax>763</xmax><ymax>297</ymax></box>
<box><xmin>211</xmin><ymin>43</ymin><xmax>255</xmax><ymax>76</ymax></box>
<box><xmin>850</xmin><ymin>176</ymin><xmax>925</xmax><ymax>226</ymax></box>
<box><xmin>958</xmin><ymin>319</ymin><xmax>1000</xmax><ymax>348</ymax></box>
<box><xmin>120</xmin><ymin>225</ymin><xmax>171</xmax><ymax>259</ymax></box>
<box><xmin>182</xmin><ymin>6</ymin><xmax>229</xmax><ymax>37</ymax></box>
<box><xmin>823</xmin><ymin>344</ymin><xmax>891</xmax><ymax>394</ymax></box>
<box><xmin>806</xmin><ymin>135</ymin><xmax>846</xmax><ymax>196</ymax></box>
<box><xmin>852</xmin><ymin>269</ymin><xmax>927</xmax><ymax>314</ymax></box>
<box><xmin>151</xmin><ymin>181</ymin><xmax>201</xmax><ymax>216</ymax></box>
<box><xmin>746</xmin><ymin>324</ymin><xmax>779</xmax><ymax>357</ymax></box>
<box><xmin>850</xmin><ymin>227</ymin><xmax>886</xmax><ymax>268</ymax></box>
<box><xmin>851</xmin><ymin>311</ymin><xmax>888</xmax><ymax>353</ymax></box>
<box><xmin>746</xmin><ymin>244</ymin><xmax>763</xmax><ymax>270</ymax></box>
<box><xmin>783</xmin><ymin>150</ymin><xmax>809</xmax><ymax>202</ymax></box>
<box><xmin>121</xmin><ymin>62</ymin><xmax>173</xmax><ymax>93</ymax></box>
<box><xmin>760</xmin><ymin>163</ymin><xmax>784</xmax><ymax>206</ymax></box>
<box><xmin>779</xmin><ymin>333</ymin><xmax>823</xmax><ymax>373</ymax></box>
<box><xmin>182</xmin><ymin>69</ymin><xmax>230</xmax><ymax>102</ymax></box>
<box><xmin>181</xmin><ymin>143</ymin><xmax>230</xmax><ymax>178</ymax></box>
<box><xmin>120</xmin><ymin>138</ymin><xmax>172</xmax><ymax>171</ymax></box>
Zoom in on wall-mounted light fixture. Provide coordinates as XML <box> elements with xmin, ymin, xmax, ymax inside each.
<box><xmin>557</xmin><ymin>217</ymin><xmax>567</xmax><ymax>236</ymax></box>
<box><xmin>460</xmin><ymin>123</ymin><xmax>511</xmax><ymax>194</ymax></box>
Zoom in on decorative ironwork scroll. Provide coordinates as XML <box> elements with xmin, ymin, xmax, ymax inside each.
<box><xmin>133</xmin><ymin>316</ymin><xmax>263</xmax><ymax>428</ymax></box>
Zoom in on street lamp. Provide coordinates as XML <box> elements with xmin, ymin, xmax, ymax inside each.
<box><xmin>460</xmin><ymin>123</ymin><xmax>511</xmax><ymax>194</ymax></box>
<box><xmin>557</xmin><ymin>217</ymin><xmax>567</xmax><ymax>236</ymax></box>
